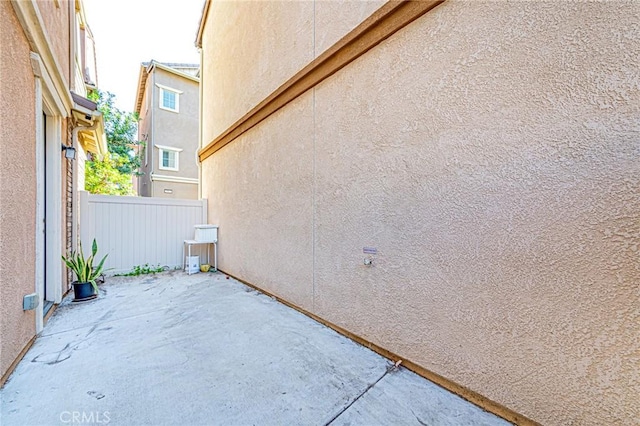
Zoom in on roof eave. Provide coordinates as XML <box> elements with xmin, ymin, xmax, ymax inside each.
<box><xmin>71</xmin><ymin>108</ymin><xmax>107</xmax><ymax>156</ymax></box>
<box><xmin>153</xmin><ymin>62</ymin><xmax>200</xmax><ymax>83</ymax></box>
<box><xmin>195</xmin><ymin>0</ymin><xmax>211</xmax><ymax>49</ymax></box>
<box><xmin>133</xmin><ymin>64</ymin><xmax>149</xmax><ymax>115</ymax></box>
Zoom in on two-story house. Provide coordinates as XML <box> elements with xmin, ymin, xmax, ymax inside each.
<box><xmin>1</xmin><ymin>0</ymin><xmax>106</xmax><ymax>385</ymax></box>
<box><xmin>134</xmin><ymin>61</ymin><xmax>200</xmax><ymax>199</ymax></box>
<box><xmin>196</xmin><ymin>1</ymin><xmax>639</xmax><ymax>424</ymax></box>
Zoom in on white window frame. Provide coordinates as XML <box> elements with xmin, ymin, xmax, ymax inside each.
<box><xmin>156</xmin><ymin>144</ymin><xmax>182</xmax><ymax>171</ymax></box>
<box><xmin>156</xmin><ymin>83</ymin><xmax>182</xmax><ymax>113</ymax></box>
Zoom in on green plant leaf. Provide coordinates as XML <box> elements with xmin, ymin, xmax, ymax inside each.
<box><xmin>62</xmin><ymin>239</ymin><xmax>108</xmax><ymax>288</ymax></box>
<box><xmin>89</xmin><ymin>279</ymin><xmax>99</xmax><ymax>294</ymax></box>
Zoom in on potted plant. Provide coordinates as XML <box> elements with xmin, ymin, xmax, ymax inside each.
<box><xmin>62</xmin><ymin>239</ymin><xmax>108</xmax><ymax>301</ymax></box>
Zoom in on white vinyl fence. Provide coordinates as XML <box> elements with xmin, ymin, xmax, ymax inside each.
<box><xmin>79</xmin><ymin>191</ymin><xmax>207</xmax><ymax>275</ymax></box>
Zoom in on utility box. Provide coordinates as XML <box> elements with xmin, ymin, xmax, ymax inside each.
<box><xmin>23</xmin><ymin>293</ymin><xmax>39</xmax><ymax>311</ymax></box>
<box><xmin>194</xmin><ymin>225</ymin><xmax>218</xmax><ymax>243</ymax></box>
<box><xmin>186</xmin><ymin>256</ymin><xmax>200</xmax><ymax>274</ymax></box>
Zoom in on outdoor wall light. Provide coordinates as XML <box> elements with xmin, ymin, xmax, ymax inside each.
<box><xmin>62</xmin><ymin>144</ymin><xmax>76</xmax><ymax>160</ymax></box>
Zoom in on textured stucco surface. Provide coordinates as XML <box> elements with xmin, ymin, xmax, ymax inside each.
<box><xmin>151</xmin><ymin>181</ymin><xmax>198</xmax><ymax>199</ymax></box>
<box><xmin>200</xmin><ymin>1</ymin><xmax>384</xmax><ymax>146</ymax></box>
<box><xmin>201</xmin><ymin>1</ymin><xmax>314</xmax><ymax>143</ymax></box>
<box><xmin>0</xmin><ymin>1</ymin><xmax>37</xmax><ymax>378</ymax></box>
<box><xmin>202</xmin><ymin>93</ymin><xmax>315</xmax><ymax>310</ymax></box>
<box><xmin>137</xmin><ymin>72</ymin><xmax>152</xmax><ymax>197</ymax></box>
<box><xmin>200</xmin><ymin>1</ymin><xmax>640</xmax><ymax>424</ymax></box>
<box><xmin>139</xmin><ymin>67</ymin><xmax>200</xmax><ymax>199</ymax></box>
<box><xmin>36</xmin><ymin>0</ymin><xmax>70</xmax><ymax>89</ymax></box>
<box><xmin>313</xmin><ymin>0</ymin><xmax>386</xmax><ymax>57</ymax></box>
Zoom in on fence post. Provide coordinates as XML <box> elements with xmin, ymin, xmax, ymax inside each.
<box><xmin>201</xmin><ymin>198</ymin><xmax>208</xmax><ymax>224</ymax></box>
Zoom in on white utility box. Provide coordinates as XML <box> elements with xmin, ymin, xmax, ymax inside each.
<box><xmin>186</xmin><ymin>256</ymin><xmax>200</xmax><ymax>274</ymax></box>
<box><xmin>194</xmin><ymin>224</ymin><xmax>218</xmax><ymax>242</ymax></box>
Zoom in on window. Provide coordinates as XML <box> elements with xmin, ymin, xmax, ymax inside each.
<box><xmin>157</xmin><ymin>84</ymin><xmax>181</xmax><ymax>113</ymax></box>
<box><xmin>161</xmin><ymin>89</ymin><xmax>177</xmax><ymax>111</ymax></box>
<box><xmin>162</xmin><ymin>150</ymin><xmax>177</xmax><ymax>169</ymax></box>
<box><xmin>156</xmin><ymin>145</ymin><xmax>182</xmax><ymax>171</ymax></box>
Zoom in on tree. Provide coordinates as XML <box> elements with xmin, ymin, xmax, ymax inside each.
<box><xmin>85</xmin><ymin>155</ymin><xmax>134</xmax><ymax>196</ymax></box>
<box><xmin>85</xmin><ymin>90</ymin><xmax>143</xmax><ymax>195</ymax></box>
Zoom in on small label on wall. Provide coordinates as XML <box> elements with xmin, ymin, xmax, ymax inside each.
<box><xmin>363</xmin><ymin>247</ymin><xmax>377</xmax><ymax>254</ymax></box>
<box><xmin>164</xmin><ymin>189</ymin><xmax>173</xmax><ymax>194</ymax></box>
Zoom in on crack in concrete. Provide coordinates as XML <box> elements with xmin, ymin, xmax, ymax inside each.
<box><xmin>39</xmin><ymin>308</ymin><xmax>169</xmax><ymax>338</ymax></box>
<box><xmin>324</xmin><ymin>362</ymin><xmax>399</xmax><ymax>426</ymax></box>
<box><xmin>411</xmin><ymin>408</ymin><xmax>429</xmax><ymax>426</ymax></box>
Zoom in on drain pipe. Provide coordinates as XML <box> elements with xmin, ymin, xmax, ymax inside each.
<box><xmin>71</xmin><ymin>114</ymin><xmax>102</xmax><ymax>256</ymax></box>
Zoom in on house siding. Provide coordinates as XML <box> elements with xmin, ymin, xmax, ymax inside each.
<box><xmin>35</xmin><ymin>0</ymin><xmax>71</xmax><ymax>89</ymax></box>
<box><xmin>1</xmin><ymin>0</ymin><xmax>88</xmax><ymax>384</ymax></box>
<box><xmin>199</xmin><ymin>1</ymin><xmax>640</xmax><ymax>424</ymax></box>
<box><xmin>0</xmin><ymin>0</ymin><xmax>38</xmax><ymax>380</ymax></box>
<box><xmin>137</xmin><ymin>75</ymin><xmax>153</xmax><ymax>197</ymax></box>
<box><xmin>136</xmin><ymin>64</ymin><xmax>199</xmax><ymax>199</ymax></box>
<box><xmin>153</xmin><ymin>68</ymin><xmax>199</xmax><ymax>182</ymax></box>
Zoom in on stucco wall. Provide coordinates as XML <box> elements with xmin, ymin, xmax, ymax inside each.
<box><xmin>153</xmin><ymin>68</ymin><xmax>199</xmax><ymax>181</ymax></box>
<box><xmin>202</xmin><ymin>93</ymin><xmax>315</xmax><ymax>309</ymax></box>
<box><xmin>200</xmin><ymin>0</ymin><xmax>384</xmax><ymax>146</ymax></box>
<box><xmin>138</xmin><ymin>67</ymin><xmax>200</xmax><ymax>199</ymax></box>
<box><xmin>0</xmin><ymin>0</ymin><xmax>37</xmax><ymax>379</ymax></box>
<box><xmin>151</xmin><ymin>181</ymin><xmax>198</xmax><ymax>200</ymax></box>
<box><xmin>200</xmin><ymin>1</ymin><xmax>640</xmax><ymax>424</ymax></box>
<box><xmin>201</xmin><ymin>1</ymin><xmax>313</xmax><ymax>143</ymax></box>
<box><xmin>138</xmin><ymin>72</ymin><xmax>153</xmax><ymax>197</ymax></box>
<box><xmin>36</xmin><ymin>0</ymin><xmax>71</xmax><ymax>89</ymax></box>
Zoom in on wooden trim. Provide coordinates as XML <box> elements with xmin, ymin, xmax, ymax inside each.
<box><xmin>0</xmin><ymin>336</ymin><xmax>37</xmax><ymax>388</ymax></box>
<box><xmin>219</xmin><ymin>269</ymin><xmax>540</xmax><ymax>426</ymax></box>
<box><xmin>43</xmin><ymin>301</ymin><xmax>60</xmax><ymax>324</ymax></box>
<box><xmin>198</xmin><ymin>0</ymin><xmax>445</xmax><ymax>162</ymax></box>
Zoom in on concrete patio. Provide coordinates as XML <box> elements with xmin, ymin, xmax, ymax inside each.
<box><xmin>1</xmin><ymin>271</ymin><xmax>510</xmax><ymax>425</ymax></box>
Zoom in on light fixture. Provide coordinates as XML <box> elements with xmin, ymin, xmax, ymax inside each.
<box><xmin>62</xmin><ymin>144</ymin><xmax>76</xmax><ymax>160</ymax></box>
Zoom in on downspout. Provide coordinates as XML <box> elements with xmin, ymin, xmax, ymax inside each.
<box><xmin>71</xmin><ymin>113</ymin><xmax>101</xmax><ymax>256</ymax></box>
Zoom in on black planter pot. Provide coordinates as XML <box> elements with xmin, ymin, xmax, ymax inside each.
<box><xmin>73</xmin><ymin>281</ymin><xmax>97</xmax><ymax>301</ymax></box>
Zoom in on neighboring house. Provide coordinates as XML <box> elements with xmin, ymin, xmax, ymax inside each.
<box><xmin>196</xmin><ymin>1</ymin><xmax>639</xmax><ymax>425</ymax></box>
<box><xmin>0</xmin><ymin>0</ymin><xmax>106</xmax><ymax>385</ymax></box>
<box><xmin>134</xmin><ymin>61</ymin><xmax>200</xmax><ymax>199</ymax></box>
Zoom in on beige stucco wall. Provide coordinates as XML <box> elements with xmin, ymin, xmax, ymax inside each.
<box><xmin>153</xmin><ymin>68</ymin><xmax>200</xmax><ymax>180</ymax></box>
<box><xmin>139</xmin><ymin>66</ymin><xmax>199</xmax><ymax>199</ymax></box>
<box><xmin>314</xmin><ymin>0</ymin><xmax>385</xmax><ymax>56</ymax></box>
<box><xmin>203</xmin><ymin>92</ymin><xmax>315</xmax><ymax>309</ymax></box>
<box><xmin>200</xmin><ymin>1</ymin><xmax>640</xmax><ymax>424</ymax></box>
<box><xmin>201</xmin><ymin>1</ymin><xmax>313</xmax><ymax>143</ymax></box>
<box><xmin>200</xmin><ymin>0</ymin><xmax>384</xmax><ymax>146</ymax></box>
<box><xmin>0</xmin><ymin>0</ymin><xmax>38</xmax><ymax>379</ymax></box>
<box><xmin>36</xmin><ymin>0</ymin><xmax>71</xmax><ymax>89</ymax></box>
